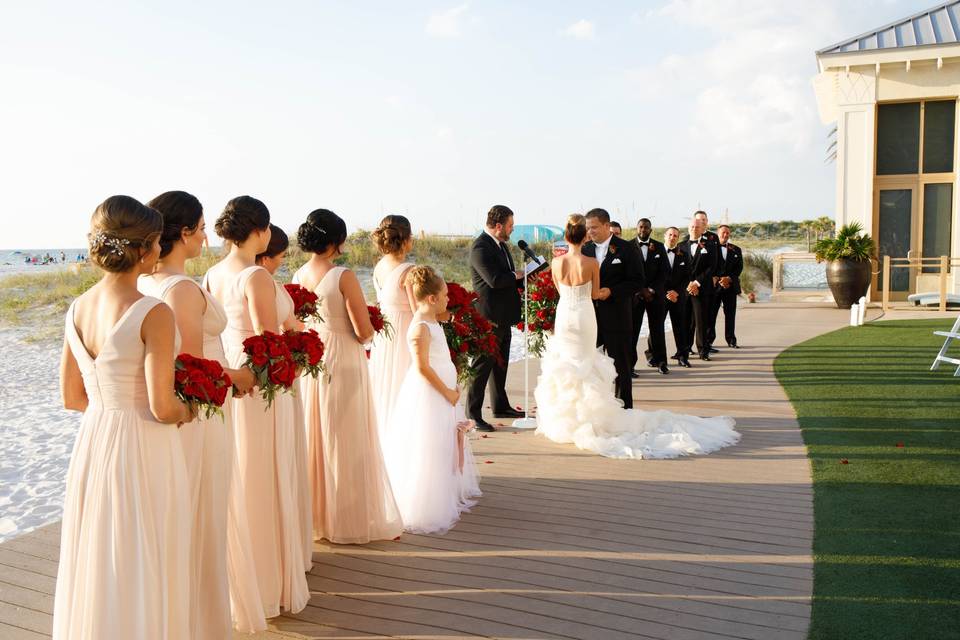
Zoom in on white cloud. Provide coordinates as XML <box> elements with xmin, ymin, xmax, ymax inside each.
<box><xmin>628</xmin><ymin>0</ymin><xmax>847</xmax><ymax>157</ymax></box>
<box><xmin>560</xmin><ymin>19</ymin><xmax>595</xmax><ymax>40</ymax></box>
<box><xmin>426</xmin><ymin>4</ymin><xmax>470</xmax><ymax>38</ymax></box>
<box><xmin>435</xmin><ymin>125</ymin><xmax>454</xmax><ymax>139</ymax></box>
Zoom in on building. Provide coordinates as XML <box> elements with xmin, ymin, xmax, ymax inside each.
<box><xmin>814</xmin><ymin>1</ymin><xmax>960</xmax><ymax>300</ymax></box>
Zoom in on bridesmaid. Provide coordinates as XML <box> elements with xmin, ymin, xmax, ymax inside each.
<box><xmin>137</xmin><ymin>191</ymin><xmax>266</xmax><ymax>637</ymax></box>
<box><xmin>293</xmin><ymin>209</ymin><xmax>403</xmax><ymax>544</ymax></box>
<box><xmin>255</xmin><ymin>224</ymin><xmax>314</xmax><ymax>571</ymax></box>
<box><xmin>369</xmin><ymin>215</ymin><xmax>417</xmax><ymax>438</ymax></box>
<box><xmin>204</xmin><ymin>197</ymin><xmax>309</xmax><ymax>618</ymax></box>
<box><xmin>55</xmin><ymin>195</ymin><xmax>194</xmax><ymax>639</ymax></box>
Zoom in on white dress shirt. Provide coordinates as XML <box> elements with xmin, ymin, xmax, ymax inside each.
<box><xmin>720</xmin><ymin>244</ymin><xmax>728</xmax><ymax>261</ymax></box>
<box><xmin>666</xmin><ymin>248</ymin><xmax>676</xmax><ymax>268</ymax></box>
<box><xmin>637</xmin><ymin>238</ymin><xmax>650</xmax><ymax>261</ymax></box>
<box><xmin>594</xmin><ymin>235</ymin><xmax>613</xmax><ymax>265</ymax></box>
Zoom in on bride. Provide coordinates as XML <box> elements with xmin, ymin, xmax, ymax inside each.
<box><xmin>534</xmin><ymin>214</ymin><xmax>740</xmax><ymax>459</ymax></box>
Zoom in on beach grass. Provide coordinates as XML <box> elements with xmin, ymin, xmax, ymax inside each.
<box><xmin>774</xmin><ymin>319</ymin><xmax>960</xmax><ymax>640</ymax></box>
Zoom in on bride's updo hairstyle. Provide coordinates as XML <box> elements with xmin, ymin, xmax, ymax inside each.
<box><xmin>372</xmin><ymin>215</ymin><xmax>412</xmax><ymax>256</ymax></box>
<box><xmin>214</xmin><ymin>196</ymin><xmax>270</xmax><ymax>244</ymax></box>
<box><xmin>148</xmin><ymin>190</ymin><xmax>203</xmax><ymax>258</ymax></box>
<box><xmin>407</xmin><ymin>265</ymin><xmax>444</xmax><ymax>301</ymax></box>
<box><xmin>297</xmin><ymin>209</ymin><xmax>348</xmax><ymax>255</ymax></box>
<box><xmin>87</xmin><ymin>195</ymin><xmax>163</xmax><ymax>273</ymax></box>
<box><xmin>565</xmin><ymin>213</ymin><xmax>587</xmax><ymax>245</ymax></box>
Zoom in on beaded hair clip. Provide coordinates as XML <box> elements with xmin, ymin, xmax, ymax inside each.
<box><xmin>89</xmin><ymin>232</ymin><xmax>131</xmax><ymax>257</ymax></box>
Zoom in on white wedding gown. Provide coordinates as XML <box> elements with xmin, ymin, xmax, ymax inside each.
<box><xmin>534</xmin><ymin>281</ymin><xmax>740</xmax><ymax>459</ymax></box>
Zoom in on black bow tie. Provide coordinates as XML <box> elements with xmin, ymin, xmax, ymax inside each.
<box><xmin>667</xmin><ymin>248</ymin><xmax>676</xmax><ymax>254</ymax></box>
<box><xmin>637</xmin><ymin>240</ymin><xmax>649</xmax><ymax>245</ymax></box>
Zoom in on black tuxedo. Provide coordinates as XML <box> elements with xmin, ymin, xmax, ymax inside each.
<box><xmin>582</xmin><ymin>235</ymin><xmax>644</xmax><ymax>408</ymax></box>
<box><xmin>709</xmin><ymin>241</ymin><xmax>743</xmax><ymax>346</ymax></box>
<box><xmin>662</xmin><ymin>245</ymin><xmax>691</xmax><ymax>358</ymax></box>
<box><xmin>467</xmin><ymin>232</ymin><xmax>522</xmax><ymax>420</ymax></box>
<box><xmin>631</xmin><ymin>237</ymin><xmax>667</xmax><ymax>367</ymax></box>
<box><xmin>680</xmin><ymin>234</ymin><xmax>718</xmax><ymax>356</ymax></box>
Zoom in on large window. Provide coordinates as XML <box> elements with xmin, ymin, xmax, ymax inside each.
<box><xmin>873</xmin><ymin>99</ymin><xmax>957</xmax><ymax>296</ymax></box>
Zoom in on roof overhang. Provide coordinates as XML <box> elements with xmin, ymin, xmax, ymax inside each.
<box><xmin>817</xmin><ymin>42</ymin><xmax>960</xmax><ymax>72</ymax></box>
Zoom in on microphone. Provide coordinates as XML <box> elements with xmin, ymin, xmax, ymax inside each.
<box><xmin>516</xmin><ymin>239</ymin><xmax>541</xmax><ymax>264</ymax></box>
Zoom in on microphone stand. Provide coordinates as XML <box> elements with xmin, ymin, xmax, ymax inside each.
<box><xmin>513</xmin><ymin>253</ymin><xmax>538</xmax><ymax>430</ymax></box>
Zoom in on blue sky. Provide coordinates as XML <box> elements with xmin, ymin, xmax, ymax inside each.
<box><xmin>0</xmin><ymin>0</ymin><xmax>936</xmax><ymax>248</ymax></box>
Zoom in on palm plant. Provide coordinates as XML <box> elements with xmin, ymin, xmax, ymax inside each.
<box><xmin>814</xmin><ymin>222</ymin><xmax>875</xmax><ymax>262</ymax></box>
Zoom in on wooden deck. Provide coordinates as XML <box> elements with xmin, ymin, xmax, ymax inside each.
<box><xmin>0</xmin><ymin>304</ymin><xmax>865</xmax><ymax>639</ymax></box>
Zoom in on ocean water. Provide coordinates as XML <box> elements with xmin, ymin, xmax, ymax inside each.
<box><xmin>0</xmin><ymin>248</ymin><xmax>86</xmax><ymax>275</ymax></box>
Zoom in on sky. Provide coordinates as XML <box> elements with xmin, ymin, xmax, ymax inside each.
<box><xmin>0</xmin><ymin>0</ymin><xmax>938</xmax><ymax>249</ymax></box>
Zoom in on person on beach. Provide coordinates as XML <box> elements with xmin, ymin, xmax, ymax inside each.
<box><xmin>369</xmin><ymin>214</ymin><xmax>417</xmax><ymax>439</ymax></box>
<box><xmin>382</xmin><ymin>265</ymin><xmax>481</xmax><ymax>534</ymax></box>
<box><xmin>205</xmin><ymin>197</ymin><xmax>310</xmax><ymax>619</ymax></box>
<box><xmin>137</xmin><ymin>190</ymin><xmax>266</xmax><ymax>637</ymax></box>
<box><xmin>55</xmin><ymin>195</ymin><xmax>196</xmax><ymax>639</ymax></box>
<box><xmin>293</xmin><ymin>208</ymin><xmax>403</xmax><ymax>544</ymax></box>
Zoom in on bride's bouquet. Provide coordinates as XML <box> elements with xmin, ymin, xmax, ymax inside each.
<box><xmin>174</xmin><ymin>353</ymin><xmax>233</xmax><ymax>419</ymax></box>
<box><xmin>241</xmin><ymin>331</ymin><xmax>298</xmax><ymax>407</ymax></box>
<box><xmin>284</xmin><ymin>284</ymin><xmax>323</xmax><ymax>323</ymax></box>
<box><xmin>442</xmin><ymin>282</ymin><xmax>500</xmax><ymax>383</ymax></box>
<box><xmin>282</xmin><ymin>329</ymin><xmax>326</xmax><ymax>379</ymax></box>
<box><xmin>517</xmin><ymin>269</ymin><xmax>559</xmax><ymax>357</ymax></box>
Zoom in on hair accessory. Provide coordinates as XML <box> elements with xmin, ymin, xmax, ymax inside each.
<box><xmin>307</xmin><ymin>221</ymin><xmax>326</xmax><ymax>234</ymax></box>
<box><xmin>89</xmin><ymin>232</ymin><xmax>130</xmax><ymax>256</ymax></box>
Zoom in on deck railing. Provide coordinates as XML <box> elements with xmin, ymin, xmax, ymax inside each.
<box><xmin>880</xmin><ymin>256</ymin><xmax>959</xmax><ymax>312</ymax></box>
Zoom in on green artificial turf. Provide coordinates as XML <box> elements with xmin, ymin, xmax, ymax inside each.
<box><xmin>774</xmin><ymin>319</ymin><xmax>960</xmax><ymax>639</ymax></box>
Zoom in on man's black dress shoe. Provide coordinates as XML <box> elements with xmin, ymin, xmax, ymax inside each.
<box><xmin>631</xmin><ymin>369</ymin><xmax>640</xmax><ymax>379</ymax></box>
<box><xmin>677</xmin><ymin>357</ymin><xmax>691</xmax><ymax>368</ymax></box>
<box><xmin>474</xmin><ymin>420</ymin><xmax>496</xmax><ymax>432</ymax></box>
<box><xmin>700</xmin><ymin>353</ymin><xmax>711</xmax><ymax>361</ymax></box>
<box><xmin>727</xmin><ymin>341</ymin><xmax>740</xmax><ymax>349</ymax></box>
<box><xmin>493</xmin><ymin>407</ymin><xmax>523</xmax><ymax>419</ymax></box>
<box><xmin>646</xmin><ymin>358</ymin><xmax>657</xmax><ymax>368</ymax></box>
<box><xmin>708</xmin><ymin>346</ymin><xmax>719</xmax><ymax>354</ymax></box>
<box><xmin>658</xmin><ymin>363</ymin><xmax>670</xmax><ymax>374</ymax></box>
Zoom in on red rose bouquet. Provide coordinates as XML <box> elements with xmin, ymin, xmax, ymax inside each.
<box><xmin>517</xmin><ymin>269</ymin><xmax>559</xmax><ymax>357</ymax></box>
<box><xmin>441</xmin><ymin>282</ymin><xmax>501</xmax><ymax>383</ymax></box>
<box><xmin>282</xmin><ymin>329</ymin><xmax>326</xmax><ymax>379</ymax></box>
<box><xmin>241</xmin><ymin>331</ymin><xmax>298</xmax><ymax>407</ymax></box>
<box><xmin>284</xmin><ymin>284</ymin><xmax>323</xmax><ymax>323</ymax></box>
<box><xmin>367</xmin><ymin>304</ymin><xmax>393</xmax><ymax>339</ymax></box>
<box><xmin>174</xmin><ymin>353</ymin><xmax>233</xmax><ymax>419</ymax></box>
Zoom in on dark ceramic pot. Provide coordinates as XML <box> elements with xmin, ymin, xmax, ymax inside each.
<box><xmin>825</xmin><ymin>259</ymin><xmax>872</xmax><ymax>308</ymax></box>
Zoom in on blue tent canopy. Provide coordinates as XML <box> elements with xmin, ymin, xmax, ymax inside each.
<box><xmin>475</xmin><ymin>224</ymin><xmax>564</xmax><ymax>245</ymax></box>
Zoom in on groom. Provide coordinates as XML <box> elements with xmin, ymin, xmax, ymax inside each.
<box><xmin>582</xmin><ymin>208</ymin><xmax>644</xmax><ymax>409</ymax></box>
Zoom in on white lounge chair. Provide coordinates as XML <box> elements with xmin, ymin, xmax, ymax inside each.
<box><xmin>931</xmin><ymin>314</ymin><xmax>960</xmax><ymax>377</ymax></box>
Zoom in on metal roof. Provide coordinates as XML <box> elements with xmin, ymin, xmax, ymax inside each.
<box><xmin>818</xmin><ymin>1</ymin><xmax>960</xmax><ymax>55</ymax></box>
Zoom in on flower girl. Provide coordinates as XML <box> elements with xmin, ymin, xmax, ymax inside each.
<box><xmin>383</xmin><ymin>266</ymin><xmax>481</xmax><ymax>534</ymax></box>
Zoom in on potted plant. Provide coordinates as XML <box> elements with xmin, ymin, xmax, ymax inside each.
<box><xmin>814</xmin><ymin>222</ymin><xmax>875</xmax><ymax>308</ymax></box>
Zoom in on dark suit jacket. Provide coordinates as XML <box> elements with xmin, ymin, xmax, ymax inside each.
<box><xmin>680</xmin><ymin>234</ymin><xmax>718</xmax><ymax>295</ymax></box>
<box><xmin>582</xmin><ymin>235</ymin><xmax>644</xmax><ymax>334</ymax></box>
<box><xmin>635</xmin><ymin>238</ymin><xmax>667</xmax><ymax>298</ymax></box>
<box><xmin>716</xmin><ymin>242</ymin><xmax>744</xmax><ymax>296</ymax></box>
<box><xmin>662</xmin><ymin>246</ymin><xmax>691</xmax><ymax>300</ymax></box>
<box><xmin>470</xmin><ymin>232</ymin><xmax>522</xmax><ymax>327</ymax></box>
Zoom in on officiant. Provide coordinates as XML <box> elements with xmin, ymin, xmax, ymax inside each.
<box><xmin>467</xmin><ymin>205</ymin><xmax>524</xmax><ymax>432</ymax></box>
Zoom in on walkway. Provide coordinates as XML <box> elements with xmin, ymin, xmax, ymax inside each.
<box><xmin>0</xmin><ymin>304</ymin><xmax>873</xmax><ymax>639</ymax></box>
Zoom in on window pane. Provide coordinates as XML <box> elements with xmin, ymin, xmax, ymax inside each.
<box><xmin>923</xmin><ymin>100</ymin><xmax>955</xmax><ymax>173</ymax></box>
<box><xmin>922</xmin><ymin>183</ymin><xmax>953</xmax><ymax>273</ymax></box>
<box><xmin>878</xmin><ymin>189</ymin><xmax>912</xmax><ymax>291</ymax></box>
<box><xmin>877</xmin><ymin>102</ymin><xmax>920</xmax><ymax>175</ymax></box>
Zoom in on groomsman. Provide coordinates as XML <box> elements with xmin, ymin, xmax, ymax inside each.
<box><xmin>630</xmin><ymin>218</ymin><xmax>669</xmax><ymax>375</ymax></box>
<box><xmin>610</xmin><ymin>221</ymin><xmax>623</xmax><ymax>237</ymax></box>
<box><xmin>709</xmin><ymin>224</ymin><xmax>743</xmax><ymax>348</ymax></box>
<box><xmin>693</xmin><ymin>210</ymin><xmax>720</xmax><ymax>353</ymax></box>
<box><xmin>661</xmin><ymin>227</ymin><xmax>692</xmax><ymax>368</ymax></box>
<box><xmin>681</xmin><ymin>216</ymin><xmax>718</xmax><ymax>360</ymax></box>
<box><xmin>468</xmin><ymin>205</ymin><xmax>524</xmax><ymax>431</ymax></box>
<box><xmin>582</xmin><ymin>208</ymin><xmax>644</xmax><ymax>409</ymax></box>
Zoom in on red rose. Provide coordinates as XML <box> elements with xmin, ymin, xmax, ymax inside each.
<box><xmin>459</xmin><ymin>342</ymin><xmax>469</xmax><ymax>353</ymax></box>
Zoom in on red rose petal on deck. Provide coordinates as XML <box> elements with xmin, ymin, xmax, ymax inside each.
<box><xmin>393</xmin><ymin>536</ymin><xmax>401</xmax><ymax>541</ymax></box>
<box><xmin>481</xmin><ymin>434</ymin><xmax>489</xmax><ymax>438</ymax></box>
<box><xmin>485</xmin><ymin>460</ymin><xmax>494</xmax><ymax>464</ymax></box>
<box><xmin>840</xmin><ymin>458</ymin><xmax>849</xmax><ymax>464</ymax></box>
<box><xmin>516</xmin><ymin>405</ymin><xmax>522</xmax><ymax>410</ymax></box>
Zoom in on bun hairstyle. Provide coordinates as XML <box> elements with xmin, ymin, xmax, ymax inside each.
<box><xmin>372</xmin><ymin>215</ymin><xmax>412</xmax><ymax>255</ymax></box>
<box><xmin>256</xmin><ymin>224</ymin><xmax>289</xmax><ymax>261</ymax></box>
<box><xmin>297</xmin><ymin>209</ymin><xmax>348</xmax><ymax>255</ymax></box>
<box><xmin>214</xmin><ymin>196</ymin><xmax>270</xmax><ymax>244</ymax></box>
<box><xmin>407</xmin><ymin>265</ymin><xmax>445</xmax><ymax>301</ymax></box>
<box><xmin>88</xmin><ymin>195</ymin><xmax>162</xmax><ymax>273</ymax></box>
<box><xmin>148</xmin><ymin>190</ymin><xmax>203</xmax><ymax>258</ymax></box>
<box><xmin>565</xmin><ymin>213</ymin><xmax>587</xmax><ymax>245</ymax></box>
